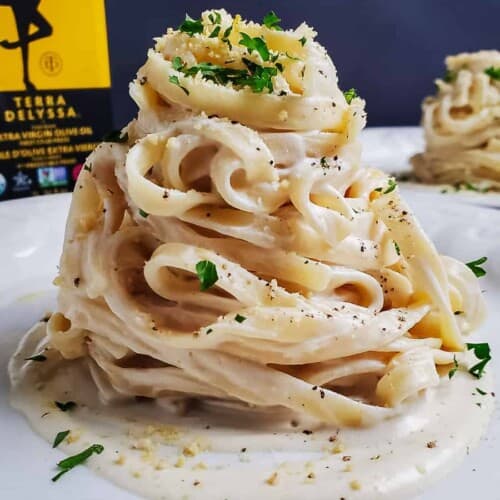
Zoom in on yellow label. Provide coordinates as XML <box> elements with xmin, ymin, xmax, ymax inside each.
<box><xmin>0</xmin><ymin>0</ymin><xmax>110</xmax><ymax>91</ymax></box>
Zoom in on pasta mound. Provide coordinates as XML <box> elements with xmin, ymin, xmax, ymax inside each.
<box><xmin>412</xmin><ymin>50</ymin><xmax>500</xmax><ymax>189</ymax></box>
<box><xmin>46</xmin><ymin>10</ymin><xmax>484</xmax><ymax>426</ymax></box>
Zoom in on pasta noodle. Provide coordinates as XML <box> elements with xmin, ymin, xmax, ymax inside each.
<box><xmin>45</xmin><ymin>10</ymin><xmax>485</xmax><ymax>427</ymax></box>
<box><xmin>412</xmin><ymin>50</ymin><xmax>500</xmax><ymax>188</ymax></box>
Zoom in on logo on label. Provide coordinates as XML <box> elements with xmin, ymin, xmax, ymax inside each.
<box><xmin>0</xmin><ymin>173</ymin><xmax>7</xmax><ymax>196</ymax></box>
<box><xmin>0</xmin><ymin>0</ymin><xmax>53</xmax><ymax>91</ymax></box>
<box><xmin>40</xmin><ymin>51</ymin><xmax>62</xmax><ymax>76</ymax></box>
<box><xmin>11</xmin><ymin>170</ymin><xmax>32</xmax><ymax>192</ymax></box>
<box><xmin>37</xmin><ymin>166</ymin><xmax>68</xmax><ymax>188</ymax></box>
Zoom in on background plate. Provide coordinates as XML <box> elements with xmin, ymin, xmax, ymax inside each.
<box><xmin>360</xmin><ymin>126</ymin><xmax>500</xmax><ymax>208</ymax></box>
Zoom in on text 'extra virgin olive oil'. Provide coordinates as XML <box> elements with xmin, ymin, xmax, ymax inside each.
<box><xmin>0</xmin><ymin>0</ymin><xmax>112</xmax><ymax>200</ymax></box>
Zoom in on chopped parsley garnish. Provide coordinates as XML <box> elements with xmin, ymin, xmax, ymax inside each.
<box><xmin>443</xmin><ymin>182</ymin><xmax>491</xmax><ymax>193</ymax></box>
<box><xmin>83</xmin><ymin>164</ymin><xmax>92</xmax><ymax>172</ymax></box>
<box><xmin>484</xmin><ymin>66</ymin><xmax>500</xmax><ymax>80</ymax></box>
<box><xmin>263</xmin><ymin>11</ymin><xmax>282</xmax><ymax>30</ymax></box>
<box><xmin>52</xmin><ymin>444</ymin><xmax>104</xmax><ymax>482</ymax></box>
<box><xmin>168</xmin><ymin>75</ymin><xmax>189</xmax><ymax>95</ymax></box>
<box><xmin>239</xmin><ymin>59</ymin><xmax>277</xmax><ymax>92</ymax></box>
<box><xmin>53</xmin><ymin>430</ymin><xmax>70</xmax><ymax>448</ymax></box>
<box><xmin>235</xmin><ymin>314</ymin><xmax>247</xmax><ymax>323</ymax></box>
<box><xmin>343</xmin><ymin>88</ymin><xmax>358</xmax><ymax>104</ymax></box>
<box><xmin>465</xmin><ymin>256</ymin><xmax>487</xmax><ymax>278</ymax></box>
<box><xmin>394</xmin><ymin>241</ymin><xmax>401</xmax><ymax>256</ymax></box>
<box><xmin>299</xmin><ymin>36</ymin><xmax>307</xmax><ymax>46</ymax></box>
<box><xmin>209</xmin><ymin>25</ymin><xmax>221</xmax><ymax>38</ymax></box>
<box><xmin>454</xmin><ymin>181</ymin><xmax>481</xmax><ymax>192</ymax></box>
<box><xmin>55</xmin><ymin>401</ymin><xmax>77</xmax><ymax>412</ymax></box>
<box><xmin>195</xmin><ymin>260</ymin><xmax>218</xmax><ymax>291</ymax></box>
<box><xmin>320</xmin><ymin>157</ymin><xmax>330</xmax><ymax>168</ymax></box>
<box><xmin>25</xmin><ymin>353</ymin><xmax>47</xmax><ymax>362</ymax></box>
<box><xmin>443</xmin><ymin>69</ymin><xmax>457</xmax><ymax>83</ymax></box>
<box><xmin>448</xmin><ymin>355</ymin><xmax>458</xmax><ymax>379</ymax></box>
<box><xmin>172</xmin><ymin>57</ymin><xmax>277</xmax><ymax>93</ymax></box>
<box><xmin>208</xmin><ymin>10</ymin><xmax>221</xmax><ymax>25</ymax></box>
<box><xmin>466</xmin><ymin>342</ymin><xmax>491</xmax><ymax>379</ymax></box>
<box><xmin>375</xmin><ymin>178</ymin><xmax>397</xmax><ymax>194</ymax></box>
<box><xmin>239</xmin><ymin>33</ymin><xmax>270</xmax><ymax>61</ymax></box>
<box><xmin>102</xmin><ymin>130</ymin><xmax>128</xmax><ymax>143</ymax></box>
<box><xmin>182</xmin><ymin>61</ymin><xmax>234</xmax><ymax>83</ymax></box>
<box><xmin>476</xmin><ymin>387</ymin><xmax>487</xmax><ymax>396</ymax></box>
<box><xmin>138</xmin><ymin>209</ymin><xmax>149</xmax><ymax>218</ymax></box>
<box><xmin>178</xmin><ymin>14</ymin><xmax>203</xmax><ymax>36</ymax></box>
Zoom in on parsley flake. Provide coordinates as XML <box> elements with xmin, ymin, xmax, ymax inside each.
<box><xmin>55</xmin><ymin>401</ymin><xmax>77</xmax><ymax>412</ymax></box>
<box><xmin>221</xmin><ymin>25</ymin><xmax>233</xmax><ymax>49</ymax></box>
<box><xmin>138</xmin><ymin>209</ymin><xmax>149</xmax><ymax>218</ymax></box>
<box><xmin>209</xmin><ymin>25</ymin><xmax>221</xmax><ymax>38</ymax></box>
<box><xmin>169</xmin><ymin>75</ymin><xmax>189</xmax><ymax>95</ymax></box>
<box><xmin>263</xmin><ymin>11</ymin><xmax>282</xmax><ymax>31</ymax></box>
<box><xmin>466</xmin><ymin>342</ymin><xmax>491</xmax><ymax>379</ymax></box>
<box><xmin>375</xmin><ymin>178</ymin><xmax>397</xmax><ymax>194</ymax></box>
<box><xmin>235</xmin><ymin>314</ymin><xmax>247</xmax><ymax>323</ymax></box>
<box><xmin>172</xmin><ymin>56</ymin><xmax>185</xmax><ymax>71</ymax></box>
<box><xmin>466</xmin><ymin>257</ymin><xmax>487</xmax><ymax>278</ymax></box>
<box><xmin>343</xmin><ymin>88</ymin><xmax>358</xmax><ymax>104</ymax></box>
<box><xmin>195</xmin><ymin>260</ymin><xmax>218</xmax><ymax>291</ymax></box>
<box><xmin>25</xmin><ymin>353</ymin><xmax>47</xmax><ymax>362</ymax></box>
<box><xmin>102</xmin><ymin>130</ymin><xmax>128</xmax><ymax>143</ymax></box>
<box><xmin>178</xmin><ymin>14</ymin><xmax>203</xmax><ymax>36</ymax></box>
<box><xmin>476</xmin><ymin>387</ymin><xmax>487</xmax><ymax>396</ymax></box>
<box><xmin>394</xmin><ymin>241</ymin><xmax>401</xmax><ymax>256</ymax></box>
<box><xmin>52</xmin><ymin>444</ymin><xmax>104</xmax><ymax>482</ymax></box>
<box><xmin>454</xmin><ymin>181</ymin><xmax>481</xmax><ymax>192</ymax></box>
<box><xmin>299</xmin><ymin>36</ymin><xmax>307</xmax><ymax>46</ymax></box>
<box><xmin>384</xmin><ymin>178</ymin><xmax>397</xmax><ymax>194</ymax></box>
<box><xmin>239</xmin><ymin>33</ymin><xmax>270</xmax><ymax>61</ymax></box>
<box><xmin>443</xmin><ymin>69</ymin><xmax>457</xmax><ymax>83</ymax></box>
<box><xmin>448</xmin><ymin>355</ymin><xmax>459</xmax><ymax>379</ymax></box>
<box><xmin>484</xmin><ymin>66</ymin><xmax>500</xmax><ymax>80</ymax></box>
<box><xmin>208</xmin><ymin>11</ymin><xmax>222</xmax><ymax>25</ymax></box>
<box><xmin>53</xmin><ymin>430</ymin><xmax>70</xmax><ymax>448</ymax></box>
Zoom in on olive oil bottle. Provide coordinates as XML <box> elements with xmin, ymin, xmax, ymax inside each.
<box><xmin>0</xmin><ymin>0</ymin><xmax>112</xmax><ymax>200</ymax></box>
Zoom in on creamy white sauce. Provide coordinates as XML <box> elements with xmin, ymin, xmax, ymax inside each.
<box><xmin>9</xmin><ymin>323</ymin><xmax>494</xmax><ymax>500</ymax></box>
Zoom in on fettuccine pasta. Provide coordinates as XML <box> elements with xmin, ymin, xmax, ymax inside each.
<box><xmin>412</xmin><ymin>50</ymin><xmax>500</xmax><ymax>189</ymax></box>
<box><xmin>44</xmin><ymin>10</ymin><xmax>485</xmax><ymax>427</ymax></box>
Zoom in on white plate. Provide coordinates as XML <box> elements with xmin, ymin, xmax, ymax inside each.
<box><xmin>360</xmin><ymin>126</ymin><xmax>500</xmax><ymax>208</ymax></box>
<box><xmin>0</xmin><ymin>191</ymin><xmax>499</xmax><ymax>500</ymax></box>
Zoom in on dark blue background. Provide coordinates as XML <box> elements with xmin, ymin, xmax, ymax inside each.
<box><xmin>106</xmin><ymin>0</ymin><xmax>499</xmax><ymax>127</ymax></box>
